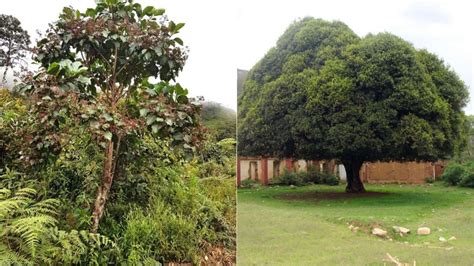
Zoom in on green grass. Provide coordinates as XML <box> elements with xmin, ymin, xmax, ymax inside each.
<box><xmin>237</xmin><ymin>183</ymin><xmax>474</xmax><ymax>265</ymax></box>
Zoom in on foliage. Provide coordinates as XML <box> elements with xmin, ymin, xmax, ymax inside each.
<box><xmin>196</xmin><ymin>137</ymin><xmax>236</xmax><ymax>178</ymax></box>
<box><xmin>0</xmin><ymin>89</ymin><xmax>28</xmax><ymax>170</ymax></box>
<box><xmin>271</xmin><ymin>171</ymin><xmax>305</xmax><ymax>186</ymax></box>
<box><xmin>13</xmin><ymin>0</ymin><xmax>204</xmax><ymax>231</ymax></box>
<box><xmin>201</xmin><ymin>101</ymin><xmax>236</xmax><ymax>140</ymax></box>
<box><xmin>459</xmin><ymin>168</ymin><xmax>474</xmax><ymax>188</ymax></box>
<box><xmin>121</xmin><ymin>167</ymin><xmax>234</xmax><ymax>264</ymax></box>
<box><xmin>271</xmin><ymin>168</ymin><xmax>340</xmax><ymax>186</ymax></box>
<box><xmin>0</xmin><ymin>187</ymin><xmax>117</xmax><ymax>264</ymax></box>
<box><xmin>199</xmin><ymin>177</ymin><xmax>236</xmax><ymax>231</ymax></box>
<box><xmin>0</xmin><ymin>1</ymin><xmax>235</xmax><ymax>264</ymax></box>
<box><xmin>0</xmin><ymin>14</ymin><xmax>30</xmax><ymax>84</ymax></box>
<box><xmin>441</xmin><ymin>163</ymin><xmax>464</xmax><ymax>186</ymax></box>
<box><xmin>441</xmin><ymin>161</ymin><xmax>474</xmax><ymax>188</ymax></box>
<box><xmin>240</xmin><ymin>179</ymin><xmax>261</xmax><ymax>189</ymax></box>
<box><xmin>238</xmin><ymin>17</ymin><xmax>469</xmax><ymax>192</ymax></box>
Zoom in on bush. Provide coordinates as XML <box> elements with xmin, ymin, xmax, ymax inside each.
<box><xmin>123</xmin><ymin>201</ymin><xmax>202</xmax><ymax>264</ymax></box>
<box><xmin>459</xmin><ymin>168</ymin><xmax>474</xmax><ymax>188</ymax></box>
<box><xmin>240</xmin><ymin>178</ymin><xmax>261</xmax><ymax>189</ymax></box>
<box><xmin>121</xmin><ymin>168</ymin><xmax>233</xmax><ymax>264</ymax></box>
<box><xmin>274</xmin><ymin>167</ymin><xmax>340</xmax><ymax>186</ymax></box>
<box><xmin>441</xmin><ymin>163</ymin><xmax>465</xmax><ymax>186</ymax></box>
<box><xmin>321</xmin><ymin>173</ymin><xmax>340</xmax><ymax>186</ymax></box>
<box><xmin>271</xmin><ymin>171</ymin><xmax>305</xmax><ymax>186</ymax></box>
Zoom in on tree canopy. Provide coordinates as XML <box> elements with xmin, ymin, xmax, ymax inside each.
<box><xmin>238</xmin><ymin>17</ymin><xmax>469</xmax><ymax>192</ymax></box>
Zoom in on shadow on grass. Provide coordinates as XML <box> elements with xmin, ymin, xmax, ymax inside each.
<box><xmin>270</xmin><ymin>185</ymin><xmax>468</xmax><ymax>208</ymax></box>
<box><xmin>276</xmin><ymin>191</ymin><xmax>390</xmax><ymax>201</ymax></box>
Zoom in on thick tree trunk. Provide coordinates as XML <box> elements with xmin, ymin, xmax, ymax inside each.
<box><xmin>342</xmin><ymin>160</ymin><xmax>366</xmax><ymax>193</ymax></box>
<box><xmin>91</xmin><ymin>139</ymin><xmax>115</xmax><ymax>233</ymax></box>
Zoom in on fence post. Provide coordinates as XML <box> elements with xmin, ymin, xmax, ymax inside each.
<box><xmin>261</xmin><ymin>158</ymin><xmax>268</xmax><ymax>185</ymax></box>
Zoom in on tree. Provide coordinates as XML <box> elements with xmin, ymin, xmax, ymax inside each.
<box><xmin>238</xmin><ymin>18</ymin><xmax>469</xmax><ymax>193</ymax></box>
<box><xmin>0</xmin><ymin>14</ymin><xmax>30</xmax><ymax>84</ymax></box>
<box><xmin>17</xmin><ymin>0</ymin><xmax>203</xmax><ymax>231</ymax></box>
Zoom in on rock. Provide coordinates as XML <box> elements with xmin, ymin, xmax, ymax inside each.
<box><xmin>372</xmin><ymin>228</ymin><xmax>387</xmax><ymax>237</ymax></box>
<box><xmin>393</xmin><ymin>226</ymin><xmax>410</xmax><ymax>234</ymax></box>
<box><xmin>449</xmin><ymin>236</ymin><xmax>456</xmax><ymax>241</ymax></box>
<box><xmin>417</xmin><ymin>227</ymin><xmax>431</xmax><ymax>235</ymax></box>
<box><xmin>439</xmin><ymin>237</ymin><xmax>447</xmax><ymax>242</ymax></box>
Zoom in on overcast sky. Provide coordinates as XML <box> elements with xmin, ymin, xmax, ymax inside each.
<box><xmin>236</xmin><ymin>0</ymin><xmax>473</xmax><ymax>114</ymax></box>
<box><xmin>2</xmin><ymin>0</ymin><xmax>473</xmax><ymax>113</ymax></box>
<box><xmin>2</xmin><ymin>0</ymin><xmax>237</xmax><ymax>110</ymax></box>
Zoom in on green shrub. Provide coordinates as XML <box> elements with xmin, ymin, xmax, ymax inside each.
<box><xmin>425</xmin><ymin>177</ymin><xmax>435</xmax><ymax>184</ymax></box>
<box><xmin>321</xmin><ymin>173</ymin><xmax>340</xmax><ymax>186</ymax></box>
<box><xmin>274</xmin><ymin>167</ymin><xmax>340</xmax><ymax>186</ymax></box>
<box><xmin>123</xmin><ymin>201</ymin><xmax>201</xmax><ymax>264</ymax></box>
<box><xmin>121</xmin><ymin>168</ymin><xmax>233</xmax><ymax>264</ymax></box>
<box><xmin>199</xmin><ymin>177</ymin><xmax>236</xmax><ymax>229</ymax></box>
<box><xmin>240</xmin><ymin>178</ymin><xmax>261</xmax><ymax>188</ymax></box>
<box><xmin>272</xmin><ymin>171</ymin><xmax>305</xmax><ymax>186</ymax></box>
<box><xmin>441</xmin><ymin>163</ymin><xmax>465</xmax><ymax>186</ymax></box>
<box><xmin>459</xmin><ymin>168</ymin><xmax>474</xmax><ymax>188</ymax></box>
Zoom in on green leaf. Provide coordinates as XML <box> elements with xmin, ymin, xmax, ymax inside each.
<box><xmin>146</xmin><ymin>115</ymin><xmax>156</xmax><ymax>125</ymax></box>
<box><xmin>139</xmin><ymin>108</ymin><xmax>149</xmax><ymax>117</ymax></box>
<box><xmin>152</xmin><ymin>124</ymin><xmax>159</xmax><ymax>133</ymax></box>
<box><xmin>47</xmin><ymin>63</ymin><xmax>60</xmax><ymax>75</ymax></box>
<box><xmin>175</xmin><ymin>23</ymin><xmax>185</xmax><ymax>32</ymax></box>
<box><xmin>143</xmin><ymin>6</ymin><xmax>154</xmax><ymax>16</ymax></box>
<box><xmin>154</xmin><ymin>8</ymin><xmax>165</xmax><ymax>16</ymax></box>
<box><xmin>104</xmin><ymin>131</ymin><xmax>113</xmax><ymax>141</ymax></box>
<box><xmin>146</xmin><ymin>88</ymin><xmax>156</xmax><ymax>96</ymax></box>
<box><xmin>77</xmin><ymin>76</ymin><xmax>91</xmax><ymax>85</ymax></box>
<box><xmin>103</xmin><ymin>113</ymin><xmax>113</xmax><ymax>122</ymax></box>
<box><xmin>169</xmin><ymin>21</ymin><xmax>176</xmax><ymax>32</ymax></box>
<box><xmin>174</xmin><ymin>38</ymin><xmax>183</xmax><ymax>46</ymax></box>
<box><xmin>85</xmin><ymin>8</ymin><xmax>96</xmax><ymax>17</ymax></box>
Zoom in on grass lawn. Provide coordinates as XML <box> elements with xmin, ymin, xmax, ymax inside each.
<box><xmin>237</xmin><ymin>183</ymin><xmax>474</xmax><ymax>265</ymax></box>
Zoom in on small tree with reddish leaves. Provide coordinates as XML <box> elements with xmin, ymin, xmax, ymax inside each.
<box><xmin>17</xmin><ymin>0</ymin><xmax>203</xmax><ymax>232</ymax></box>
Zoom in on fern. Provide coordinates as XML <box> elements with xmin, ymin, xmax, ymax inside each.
<box><xmin>0</xmin><ymin>244</ymin><xmax>32</xmax><ymax>266</ymax></box>
<box><xmin>0</xmin><ymin>187</ymin><xmax>118</xmax><ymax>264</ymax></box>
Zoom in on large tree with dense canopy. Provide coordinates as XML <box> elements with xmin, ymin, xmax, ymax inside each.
<box><xmin>238</xmin><ymin>17</ymin><xmax>469</xmax><ymax>193</ymax></box>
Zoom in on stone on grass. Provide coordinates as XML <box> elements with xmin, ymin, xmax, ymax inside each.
<box><xmin>417</xmin><ymin>227</ymin><xmax>431</xmax><ymax>235</ymax></box>
<box><xmin>372</xmin><ymin>228</ymin><xmax>387</xmax><ymax>237</ymax></box>
<box><xmin>439</xmin><ymin>237</ymin><xmax>447</xmax><ymax>242</ymax></box>
<box><xmin>393</xmin><ymin>226</ymin><xmax>410</xmax><ymax>234</ymax></box>
<box><xmin>449</xmin><ymin>236</ymin><xmax>456</xmax><ymax>241</ymax></box>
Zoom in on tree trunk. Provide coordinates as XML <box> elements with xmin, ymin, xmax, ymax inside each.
<box><xmin>91</xmin><ymin>139</ymin><xmax>115</xmax><ymax>233</ymax></box>
<box><xmin>2</xmin><ymin>66</ymin><xmax>9</xmax><ymax>85</ymax></box>
<box><xmin>342</xmin><ymin>160</ymin><xmax>365</xmax><ymax>193</ymax></box>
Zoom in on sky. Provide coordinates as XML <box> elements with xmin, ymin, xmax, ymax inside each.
<box><xmin>1</xmin><ymin>0</ymin><xmax>473</xmax><ymax>113</ymax></box>
<box><xmin>236</xmin><ymin>0</ymin><xmax>474</xmax><ymax>114</ymax></box>
<box><xmin>1</xmin><ymin>0</ymin><xmax>237</xmax><ymax>110</ymax></box>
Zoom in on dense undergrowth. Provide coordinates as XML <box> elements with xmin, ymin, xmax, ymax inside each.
<box><xmin>1</xmin><ymin>86</ymin><xmax>236</xmax><ymax>264</ymax></box>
